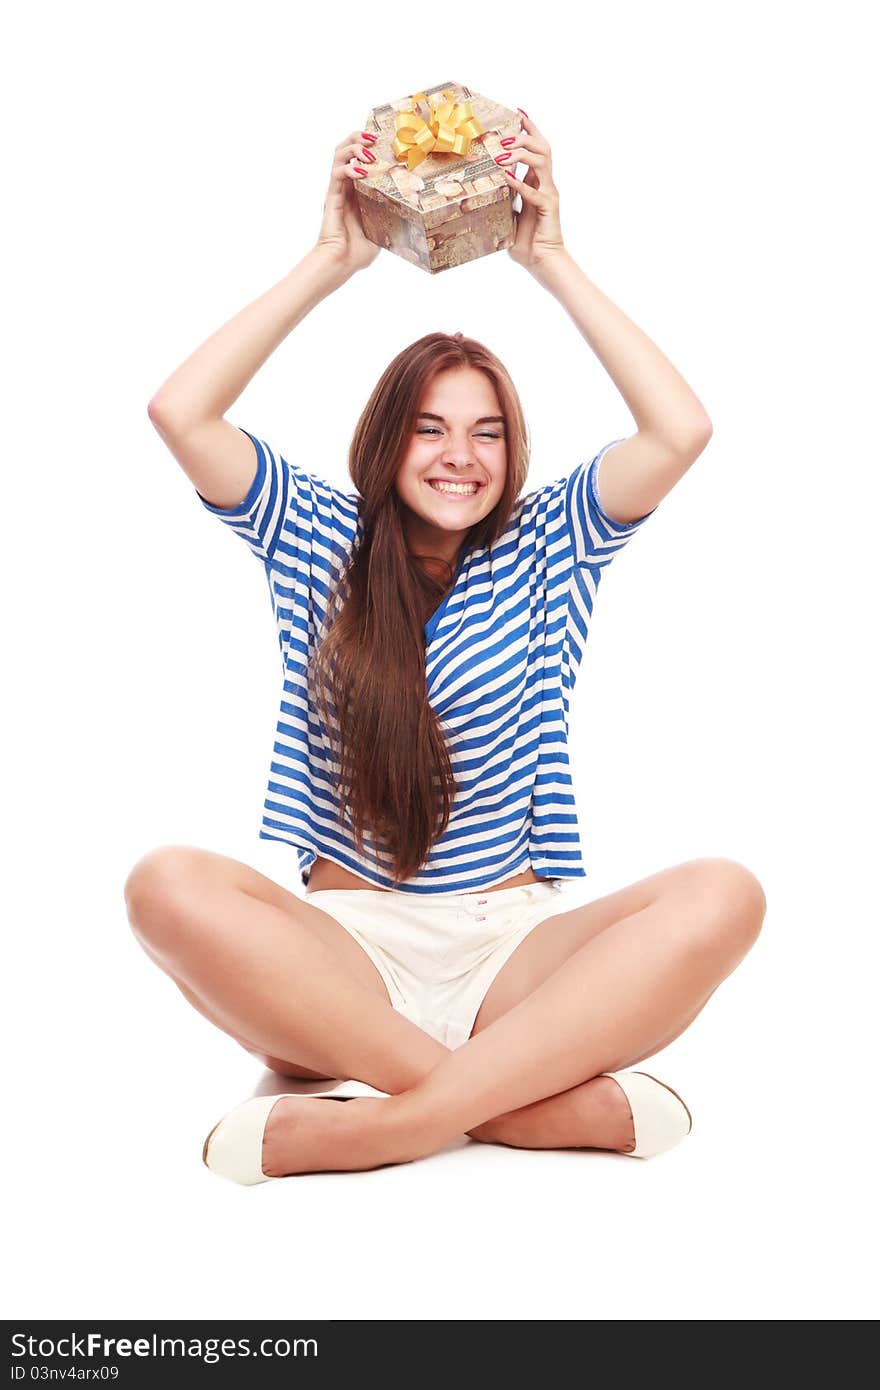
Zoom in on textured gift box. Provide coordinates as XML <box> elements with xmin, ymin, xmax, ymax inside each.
<box><xmin>353</xmin><ymin>81</ymin><xmax>524</xmax><ymax>275</ymax></box>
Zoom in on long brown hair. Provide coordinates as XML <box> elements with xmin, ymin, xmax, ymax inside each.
<box><xmin>309</xmin><ymin>331</ymin><xmax>531</xmax><ymax>884</ymax></box>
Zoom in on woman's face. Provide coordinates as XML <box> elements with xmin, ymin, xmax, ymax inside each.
<box><xmin>395</xmin><ymin>366</ymin><xmax>508</xmax><ymax>558</ymax></box>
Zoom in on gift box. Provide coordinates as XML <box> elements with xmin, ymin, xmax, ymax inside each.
<box><xmin>353</xmin><ymin>81</ymin><xmax>523</xmax><ymax>275</ymax></box>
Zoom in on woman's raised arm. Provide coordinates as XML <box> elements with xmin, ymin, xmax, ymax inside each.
<box><xmin>147</xmin><ymin>128</ymin><xmax>380</xmax><ymax>509</ymax></box>
<box><xmin>504</xmin><ymin>112</ymin><xmax>713</xmax><ymax>524</ymax></box>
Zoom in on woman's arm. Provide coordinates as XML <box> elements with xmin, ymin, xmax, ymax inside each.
<box><xmin>147</xmin><ymin>250</ymin><xmax>352</xmax><ymax>508</ymax></box>
<box><xmin>530</xmin><ymin>251</ymin><xmax>712</xmax><ymax>524</ymax></box>
<box><xmin>504</xmin><ymin>114</ymin><xmax>712</xmax><ymax>524</ymax></box>
<box><xmin>148</xmin><ymin>247</ymin><xmax>352</xmax><ymax>430</ymax></box>
<box><xmin>531</xmin><ymin>249</ymin><xmax>713</xmax><ymax>450</ymax></box>
<box><xmin>147</xmin><ymin>128</ymin><xmax>379</xmax><ymax>509</ymax></box>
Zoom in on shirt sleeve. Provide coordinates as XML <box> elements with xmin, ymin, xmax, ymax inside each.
<box><xmin>195</xmin><ymin>427</ymin><xmax>361</xmax><ymax>572</ymax></box>
<box><xmin>564</xmin><ymin>437</ymin><xmax>658</xmax><ymax>572</ymax></box>
<box><xmin>196</xmin><ymin>428</ymin><xmax>362</xmax><ymax>663</ymax></box>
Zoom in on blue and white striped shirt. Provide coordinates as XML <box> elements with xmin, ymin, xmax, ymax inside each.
<box><xmin>196</xmin><ymin>428</ymin><xmax>656</xmax><ymax>894</ymax></box>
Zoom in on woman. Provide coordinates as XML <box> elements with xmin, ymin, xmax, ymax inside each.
<box><xmin>129</xmin><ymin>112</ymin><xmax>766</xmax><ymax>1185</ymax></box>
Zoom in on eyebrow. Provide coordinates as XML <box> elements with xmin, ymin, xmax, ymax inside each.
<box><xmin>417</xmin><ymin>412</ymin><xmax>506</xmax><ymax>426</ymax></box>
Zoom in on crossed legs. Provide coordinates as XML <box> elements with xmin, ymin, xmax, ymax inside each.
<box><xmin>124</xmin><ymin>847</ymin><xmax>766</xmax><ymax>1169</ymax></box>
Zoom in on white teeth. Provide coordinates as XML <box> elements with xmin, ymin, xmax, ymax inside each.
<box><xmin>429</xmin><ymin>480</ymin><xmax>480</xmax><ymax>495</ymax></box>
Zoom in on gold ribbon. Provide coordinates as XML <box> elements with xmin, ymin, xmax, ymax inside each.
<box><xmin>391</xmin><ymin>89</ymin><xmax>485</xmax><ymax>172</ymax></box>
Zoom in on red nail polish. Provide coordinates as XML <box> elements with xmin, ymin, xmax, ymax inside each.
<box><xmin>494</xmin><ymin>154</ymin><xmax>511</xmax><ymax>164</ymax></box>
<box><xmin>354</xmin><ymin>166</ymin><xmax>367</xmax><ymax>176</ymax></box>
<box><xmin>361</xmin><ymin>132</ymin><xmax>377</xmax><ymax>142</ymax></box>
<box><xmin>517</xmin><ymin>108</ymin><xmax>529</xmax><ymax>118</ymax></box>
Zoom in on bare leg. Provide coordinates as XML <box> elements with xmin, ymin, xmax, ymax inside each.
<box><xmin>367</xmin><ymin>858</ymin><xmax>767</xmax><ymax>1164</ymax></box>
<box><xmin>126</xmin><ymin>849</ymin><xmax>764</xmax><ymax>1167</ymax></box>
<box><xmin>129</xmin><ymin>852</ymin><xmax>638</xmax><ymax>1149</ymax></box>
<box><xmin>465</xmin><ymin>984</ymin><xmax>722</xmax><ymax>1151</ymax></box>
<box><xmin>232</xmin><ymin>858</ymin><xmax>767</xmax><ymax>1174</ymax></box>
<box><xmin>124</xmin><ymin>845</ymin><xmax>449</xmax><ymax>1090</ymax></box>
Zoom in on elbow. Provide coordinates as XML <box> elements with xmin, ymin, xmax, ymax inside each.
<box><xmin>688</xmin><ymin>409</ymin><xmax>713</xmax><ymax>442</ymax></box>
<box><xmin>147</xmin><ymin>390</ymin><xmax>184</xmax><ymax>425</ymax></box>
<box><xmin>681</xmin><ymin>415</ymin><xmax>713</xmax><ymax>461</ymax></box>
<box><xmin>147</xmin><ymin>394</ymin><xmax>186</xmax><ymax>434</ymax></box>
<box><xmin>654</xmin><ymin>414</ymin><xmax>713</xmax><ymax>464</ymax></box>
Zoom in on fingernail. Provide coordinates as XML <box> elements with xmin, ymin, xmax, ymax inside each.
<box><xmin>517</xmin><ymin>108</ymin><xmax>529</xmax><ymax>118</ymax></box>
<box><xmin>494</xmin><ymin>154</ymin><xmax>511</xmax><ymax>164</ymax></box>
<box><xmin>500</xmin><ymin>137</ymin><xmax>515</xmax><ymax>147</ymax></box>
<box><xmin>354</xmin><ymin>166</ymin><xmax>367</xmax><ymax>176</ymax></box>
<box><xmin>361</xmin><ymin>132</ymin><xmax>377</xmax><ymax>143</ymax></box>
<box><xmin>504</xmin><ymin>169</ymin><xmax>516</xmax><ymax>178</ymax></box>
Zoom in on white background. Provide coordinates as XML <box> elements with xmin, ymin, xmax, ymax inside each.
<box><xmin>4</xmin><ymin>0</ymin><xmax>877</xmax><ymax>1322</ymax></box>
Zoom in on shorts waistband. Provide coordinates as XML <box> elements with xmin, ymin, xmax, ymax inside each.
<box><xmin>304</xmin><ymin>878</ymin><xmax>566</xmax><ymax>909</ymax></box>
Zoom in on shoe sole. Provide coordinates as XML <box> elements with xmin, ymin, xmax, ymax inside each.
<box><xmin>202</xmin><ymin>1121</ymin><xmax>222</xmax><ymax>1168</ymax></box>
<box><xmin>629</xmin><ymin>1070</ymin><xmax>693</xmax><ymax>1134</ymax></box>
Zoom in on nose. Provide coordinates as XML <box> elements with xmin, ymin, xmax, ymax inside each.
<box><xmin>439</xmin><ymin>431</ymin><xmax>479</xmax><ymax>467</ymax></box>
<box><xmin>441</xmin><ymin>449</ymin><xmax>477</xmax><ymax>468</ymax></box>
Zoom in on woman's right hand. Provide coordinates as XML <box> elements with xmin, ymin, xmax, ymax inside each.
<box><xmin>314</xmin><ymin>131</ymin><xmax>382</xmax><ymax>276</ymax></box>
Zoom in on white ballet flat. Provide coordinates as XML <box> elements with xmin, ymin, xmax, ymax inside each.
<box><xmin>202</xmin><ymin>1079</ymin><xmax>391</xmax><ymax>1186</ymax></box>
<box><xmin>601</xmin><ymin>1070</ymin><xmax>693</xmax><ymax>1158</ymax></box>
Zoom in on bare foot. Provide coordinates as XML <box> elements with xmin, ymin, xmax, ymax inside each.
<box><xmin>589</xmin><ymin>1075</ymin><xmax>637</xmax><ymax>1152</ymax></box>
<box><xmin>260</xmin><ymin>1095</ymin><xmax>412</xmax><ymax>1178</ymax></box>
<box><xmin>472</xmin><ymin>1075</ymin><xmax>636</xmax><ymax>1153</ymax></box>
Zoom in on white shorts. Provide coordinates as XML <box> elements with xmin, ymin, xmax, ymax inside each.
<box><xmin>303</xmin><ymin>878</ymin><xmax>572</xmax><ymax>1050</ymax></box>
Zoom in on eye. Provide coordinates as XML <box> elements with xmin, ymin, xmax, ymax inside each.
<box><xmin>416</xmin><ymin>428</ymin><xmax>502</xmax><ymax>439</ymax></box>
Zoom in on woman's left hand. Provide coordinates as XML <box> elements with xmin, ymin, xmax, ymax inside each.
<box><xmin>500</xmin><ymin>112</ymin><xmax>566</xmax><ymax>272</ymax></box>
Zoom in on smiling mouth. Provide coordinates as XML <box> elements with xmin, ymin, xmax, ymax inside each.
<box><xmin>426</xmin><ymin>480</ymin><xmax>485</xmax><ymax>497</ymax></box>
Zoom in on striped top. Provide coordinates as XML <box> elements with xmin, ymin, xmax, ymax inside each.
<box><xmin>196</xmin><ymin>427</ymin><xmax>657</xmax><ymax>894</ymax></box>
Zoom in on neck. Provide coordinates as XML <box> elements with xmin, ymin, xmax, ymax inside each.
<box><xmin>403</xmin><ymin>514</ymin><xmax>467</xmax><ymax>570</ymax></box>
<box><xmin>413</xmin><ymin>551</ymin><xmax>456</xmax><ymax>585</ymax></box>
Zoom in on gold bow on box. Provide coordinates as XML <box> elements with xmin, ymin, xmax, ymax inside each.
<box><xmin>392</xmin><ymin>89</ymin><xmax>485</xmax><ymax>172</ymax></box>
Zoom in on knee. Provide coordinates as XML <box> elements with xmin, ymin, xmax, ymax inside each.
<box><xmin>122</xmin><ymin>844</ymin><xmax>205</xmax><ymax>953</ymax></box>
<box><xmin>681</xmin><ymin>857</ymin><xmax>767</xmax><ymax>963</ymax></box>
